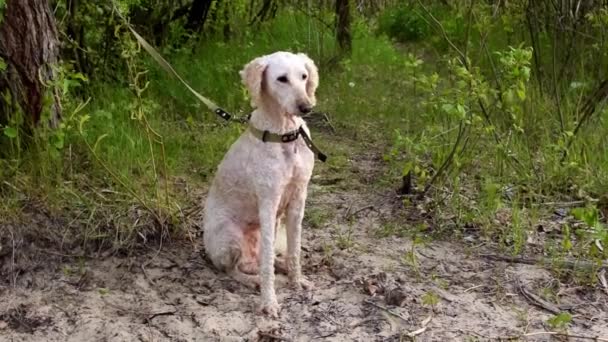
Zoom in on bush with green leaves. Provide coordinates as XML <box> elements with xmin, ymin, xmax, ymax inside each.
<box><xmin>378</xmin><ymin>3</ymin><xmax>430</xmax><ymax>42</ymax></box>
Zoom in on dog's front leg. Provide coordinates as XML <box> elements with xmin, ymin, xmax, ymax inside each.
<box><xmin>258</xmin><ymin>198</ymin><xmax>280</xmax><ymax>317</ymax></box>
<box><xmin>286</xmin><ymin>188</ymin><xmax>313</xmax><ymax>290</ymax></box>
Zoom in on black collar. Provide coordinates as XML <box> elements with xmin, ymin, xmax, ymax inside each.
<box><xmin>248</xmin><ymin>125</ymin><xmax>327</xmax><ymax>162</ymax></box>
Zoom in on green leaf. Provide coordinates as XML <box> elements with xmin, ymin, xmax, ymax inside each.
<box><xmin>571</xmin><ymin>207</ymin><xmax>599</xmax><ymax>228</ymax></box>
<box><xmin>441</xmin><ymin>103</ymin><xmax>454</xmax><ymax>114</ymax></box>
<box><xmin>402</xmin><ymin>161</ymin><xmax>413</xmax><ymax>177</ymax></box>
<box><xmin>456</xmin><ymin>104</ymin><xmax>466</xmax><ymax>118</ymax></box>
<box><xmin>78</xmin><ymin>114</ymin><xmax>91</xmax><ymax>133</ymax></box>
<box><xmin>93</xmin><ymin>134</ymin><xmax>109</xmax><ymax>152</ymax></box>
<box><xmin>3</xmin><ymin>126</ymin><xmax>17</xmax><ymax>138</ymax></box>
<box><xmin>72</xmin><ymin>73</ymin><xmax>88</xmax><ymax>81</ymax></box>
<box><xmin>547</xmin><ymin>312</ymin><xmax>572</xmax><ymax>329</ymax></box>
<box><xmin>516</xmin><ymin>85</ymin><xmax>526</xmax><ymax>101</ymax></box>
<box><xmin>421</xmin><ymin>291</ymin><xmax>439</xmax><ymax>307</ymax></box>
<box><xmin>0</xmin><ymin>57</ymin><xmax>6</xmax><ymax>72</ymax></box>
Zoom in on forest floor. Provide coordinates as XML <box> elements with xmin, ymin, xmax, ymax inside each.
<box><xmin>1</xmin><ymin>125</ymin><xmax>608</xmax><ymax>342</ymax></box>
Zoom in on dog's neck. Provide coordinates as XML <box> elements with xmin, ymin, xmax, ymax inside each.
<box><xmin>249</xmin><ymin>105</ymin><xmax>302</xmax><ymax>134</ymax></box>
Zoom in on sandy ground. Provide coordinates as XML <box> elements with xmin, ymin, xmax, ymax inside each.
<box><xmin>1</xmin><ymin>154</ymin><xmax>608</xmax><ymax>342</ymax></box>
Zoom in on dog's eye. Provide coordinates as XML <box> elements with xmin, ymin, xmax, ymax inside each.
<box><xmin>277</xmin><ymin>76</ymin><xmax>288</xmax><ymax>83</ymax></box>
<box><xmin>302</xmin><ymin>74</ymin><xmax>307</xmax><ymax>80</ymax></box>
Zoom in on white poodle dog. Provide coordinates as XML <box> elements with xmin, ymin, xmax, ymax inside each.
<box><xmin>203</xmin><ymin>51</ymin><xmax>319</xmax><ymax>317</ymax></box>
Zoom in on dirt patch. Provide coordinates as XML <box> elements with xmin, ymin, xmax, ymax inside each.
<box><xmin>1</xmin><ymin>155</ymin><xmax>607</xmax><ymax>341</ymax></box>
<box><xmin>0</xmin><ymin>304</ymin><xmax>52</xmax><ymax>334</ymax></box>
<box><xmin>2</xmin><ymin>194</ymin><xmax>607</xmax><ymax>341</ymax></box>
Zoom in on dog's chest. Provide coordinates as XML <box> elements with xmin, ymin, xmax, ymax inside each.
<box><xmin>281</xmin><ymin>141</ymin><xmax>314</xmax><ymax>180</ymax></box>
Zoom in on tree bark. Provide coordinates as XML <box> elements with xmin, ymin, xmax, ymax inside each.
<box><xmin>335</xmin><ymin>0</ymin><xmax>352</xmax><ymax>56</ymax></box>
<box><xmin>250</xmin><ymin>0</ymin><xmax>278</xmax><ymax>25</ymax></box>
<box><xmin>0</xmin><ymin>0</ymin><xmax>61</xmax><ymax>127</ymax></box>
<box><xmin>186</xmin><ymin>0</ymin><xmax>214</xmax><ymax>33</ymax></box>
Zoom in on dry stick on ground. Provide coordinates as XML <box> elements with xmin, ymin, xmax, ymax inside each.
<box><xmin>497</xmin><ymin>331</ymin><xmax>608</xmax><ymax>341</ymax></box>
<box><xmin>599</xmin><ymin>269</ymin><xmax>608</xmax><ymax>295</ymax></box>
<box><xmin>143</xmin><ymin>310</ymin><xmax>177</xmax><ymax>324</ymax></box>
<box><xmin>481</xmin><ymin>253</ymin><xmax>608</xmax><ymax>271</ymax></box>
<box><xmin>364</xmin><ymin>300</ymin><xmax>434</xmax><ymax>338</ymax></box>
<box><xmin>257</xmin><ymin>332</ymin><xmax>292</xmax><ymax>342</ymax></box>
<box><xmin>315</xmin><ymin>318</ymin><xmax>385</xmax><ymax>339</ymax></box>
<box><xmin>363</xmin><ymin>299</ymin><xmax>408</xmax><ymax>322</ymax></box>
<box><xmin>517</xmin><ymin>279</ymin><xmax>561</xmax><ymax>315</ymax></box>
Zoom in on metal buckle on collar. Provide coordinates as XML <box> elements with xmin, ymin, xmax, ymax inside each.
<box><xmin>281</xmin><ymin>131</ymin><xmax>299</xmax><ymax>142</ymax></box>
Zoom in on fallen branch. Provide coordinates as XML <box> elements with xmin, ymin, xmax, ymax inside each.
<box><xmin>405</xmin><ymin>315</ymin><xmax>432</xmax><ymax>338</ymax></box>
<box><xmin>599</xmin><ymin>269</ymin><xmax>608</xmax><ymax>296</ymax></box>
<box><xmin>143</xmin><ymin>310</ymin><xmax>177</xmax><ymax>323</ymax></box>
<box><xmin>364</xmin><ymin>299</ymin><xmax>408</xmax><ymax>322</ymax></box>
<box><xmin>498</xmin><ymin>331</ymin><xmax>608</xmax><ymax>341</ymax></box>
<box><xmin>480</xmin><ymin>253</ymin><xmax>608</xmax><ymax>271</ymax></box>
<box><xmin>347</xmin><ymin>205</ymin><xmax>375</xmax><ymax>219</ymax></box>
<box><xmin>257</xmin><ymin>332</ymin><xmax>292</xmax><ymax>342</ymax></box>
<box><xmin>517</xmin><ymin>279</ymin><xmax>560</xmax><ymax>315</ymax></box>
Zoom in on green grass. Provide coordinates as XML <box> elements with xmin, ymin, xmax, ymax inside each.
<box><xmin>0</xmin><ymin>5</ymin><xmax>607</xmax><ymax>285</ymax></box>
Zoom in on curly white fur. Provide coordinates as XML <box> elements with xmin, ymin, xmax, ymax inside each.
<box><xmin>203</xmin><ymin>51</ymin><xmax>318</xmax><ymax>317</ymax></box>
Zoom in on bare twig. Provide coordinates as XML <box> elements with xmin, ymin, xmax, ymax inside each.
<box><xmin>533</xmin><ymin>199</ymin><xmax>597</xmax><ymax>208</ymax></box>
<box><xmin>480</xmin><ymin>253</ymin><xmax>608</xmax><ymax>271</ymax></box>
<box><xmin>561</xmin><ymin>79</ymin><xmax>608</xmax><ymax>162</ymax></box>
<box><xmin>348</xmin><ymin>205</ymin><xmax>375</xmax><ymax>218</ymax></box>
<box><xmin>517</xmin><ymin>279</ymin><xmax>561</xmax><ymax>315</ymax></box>
<box><xmin>143</xmin><ymin>310</ymin><xmax>177</xmax><ymax>323</ymax></box>
<box><xmin>9</xmin><ymin>227</ymin><xmax>16</xmax><ymax>288</ymax></box>
<box><xmin>423</xmin><ymin>121</ymin><xmax>467</xmax><ymax>196</ymax></box>
<box><xmin>499</xmin><ymin>331</ymin><xmax>608</xmax><ymax>341</ymax></box>
<box><xmin>599</xmin><ymin>269</ymin><xmax>608</xmax><ymax>296</ymax></box>
<box><xmin>405</xmin><ymin>315</ymin><xmax>432</xmax><ymax>338</ymax></box>
<box><xmin>416</xmin><ymin>0</ymin><xmax>467</xmax><ymax>66</ymax></box>
<box><xmin>257</xmin><ymin>332</ymin><xmax>293</xmax><ymax>342</ymax></box>
<box><xmin>364</xmin><ymin>299</ymin><xmax>408</xmax><ymax>322</ymax></box>
<box><xmin>292</xmin><ymin>4</ymin><xmax>333</xmax><ymax>32</ymax></box>
<box><xmin>418</xmin><ymin>0</ymin><xmax>523</xmax><ymax>172</ymax></box>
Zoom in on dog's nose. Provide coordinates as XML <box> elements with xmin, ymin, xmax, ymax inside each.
<box><xmin>298</xmin><ymin>104</ymin><xmax>312</xmax><ymax>114</ymax></box>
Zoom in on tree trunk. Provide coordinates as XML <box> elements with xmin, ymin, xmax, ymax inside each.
<box><xmin>250</xmin><ymin>0</ymin><xmax>277</xmax><ymax>25</ymax></box>
<box><xmin>335</xmin><ymin>0</ymin><xmax>352</xmax><ymax>56</ymax></box>
<box><xmin>186</xmin><ymin>0</ymin><xmax>214</xmax><ymax>33</ymax></box>
<box><xmin>0</xmin><ymin>0</ymin><xmax>61</xmax><ymax>127</ymax></box>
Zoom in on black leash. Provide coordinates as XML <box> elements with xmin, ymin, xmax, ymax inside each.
<box><xmin>116</xmin><ymin>4</ymin><xmax>327</xmax><ymax>162</ymax></box>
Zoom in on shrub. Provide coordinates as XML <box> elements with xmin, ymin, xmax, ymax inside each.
<box><xmin>378</xmin><ymin>3</ymin><xmax>430</xmax><ymax>42</ymax></box>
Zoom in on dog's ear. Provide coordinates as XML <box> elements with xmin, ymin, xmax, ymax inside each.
<box><xmin>240</xmin><ymin>56</ymin><xmax>268</xmax><ymax>108</ymax></box>
<box><xmin>298</xmin><ymin>53</ymin><xmax>319</xmax><ymax>106</ymax></box>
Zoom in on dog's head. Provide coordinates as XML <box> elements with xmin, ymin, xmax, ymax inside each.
<box><xmin>240</xmin><ymin>52</ymin><xmax>319</xmax><ymax>116</ymax></box>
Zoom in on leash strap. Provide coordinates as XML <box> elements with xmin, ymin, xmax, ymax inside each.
<box><xmin>126</xmin><ymin>24</ymin><xmax>234</xmax><ymax>122</ymax></box>
<box><xmin>299</xmin><ymin>127</ymin><xmax>327</xmax><ymax>162</ymax></box>
<box><xmin>117</xmin><ymin>6</ymin><xmax>327</xmax><ymax>162</ymax></box>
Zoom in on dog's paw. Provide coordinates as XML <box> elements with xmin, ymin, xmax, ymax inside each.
<box><xmin>258</xmin><ymin>299</ymin><xmax>280</xmax><ymax>318</ymax></box>
<box><xmin>291</xmin><ymin>276</ymin><xmax>314</xmax><ymax>291</ymax></box>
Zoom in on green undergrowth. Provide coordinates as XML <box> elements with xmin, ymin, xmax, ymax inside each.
<box><xmin>0</xmin><ymin>10</ymin><xmax>406</xmax><ymax>252</ymax></box>
<box><xmin>0</xmin><ymin>4</ymin><xmax>606</xmax><ymax>287</ymax></box>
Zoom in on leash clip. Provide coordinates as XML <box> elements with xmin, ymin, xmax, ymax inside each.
<box><xmin>215</xmin><ymin>108</ymin><xmax>231</xmax><ymax>121</ymax></box>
